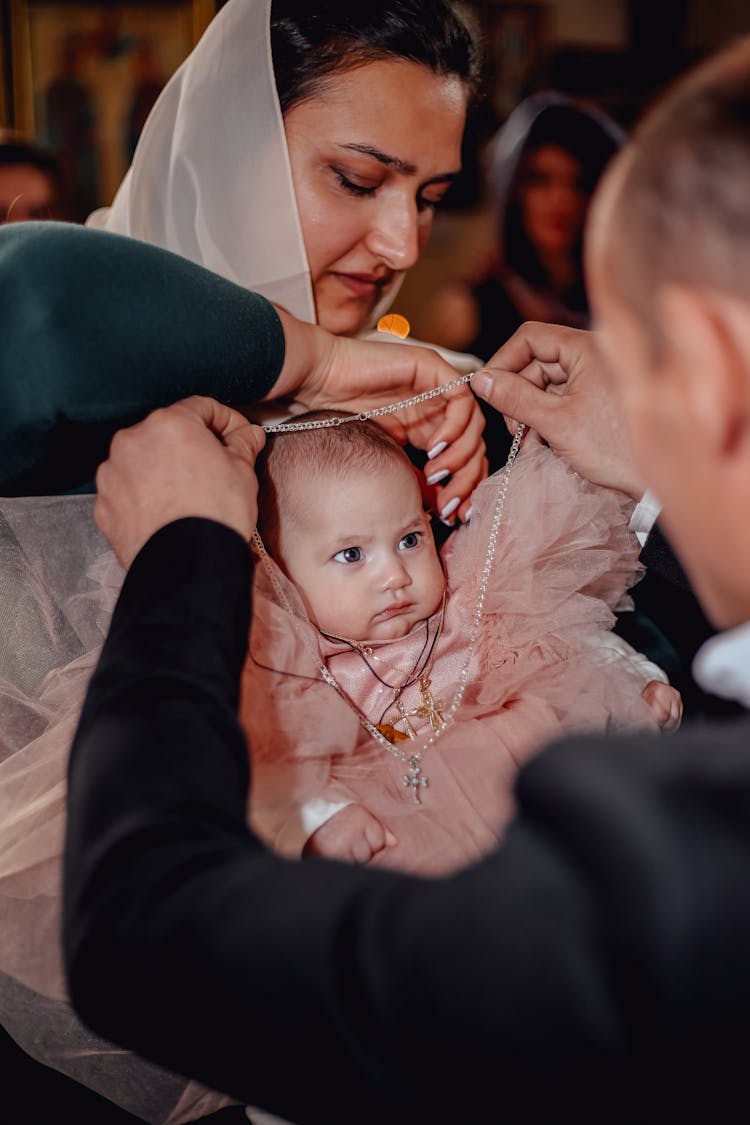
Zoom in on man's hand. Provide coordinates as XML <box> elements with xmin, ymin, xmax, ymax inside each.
<box><xmin>95</xmin><ymin>396</ymin><xmax>266</xmax><ymax>569</ymax></box>
<box><xmin>270</xmin><ymin>308</ymin><xmax>486</xmax><ymax>522</ymax></box>
<box><xmin>471</xmin><ymin>323</ymin><xmax>644</xmax><ymax>499</ymax></box>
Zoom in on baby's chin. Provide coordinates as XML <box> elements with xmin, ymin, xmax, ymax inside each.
<box><xmin>366</xmin><ymin>617</ymin><xmax>420</xmax><ymax>642</ymax></box>
<box><xmin>362</xmin><ymin>606</ymin><xmax>440</xmax><ymax>643</ymax></box>
<box><xmin>318</xmin><ymin>596</ymin><xmax>444</xmax><ymax>644</ymax></box>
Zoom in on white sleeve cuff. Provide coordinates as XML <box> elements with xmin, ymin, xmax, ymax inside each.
<box><xmin>629</xmin><ymin>489</ymin><xmax>661</xmax><ymax>547</ymax></box>
<box><xmin>274</xmin><ymin>797</ymin><xmax>353</xmax><ymax>858</ymax></box>
<box><xmin>584</xmin><ymin>631</ymin><xmax>669</xmax><ymax>685</ymax></box>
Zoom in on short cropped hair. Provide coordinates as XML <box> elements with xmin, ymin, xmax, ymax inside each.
<box><xmin>256</xmin><ymin>412</ymin><xmax>412</xmax><ymax>554</ymax></box>
<box><xmin>601</xmin><ymin>37</ymin><xmax>750</xmax><ymax>340</ymax></box>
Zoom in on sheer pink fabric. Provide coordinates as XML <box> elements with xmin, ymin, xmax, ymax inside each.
<box><xmin>0</xmin><ymin>496</ymin><xmax>236</xmax><ymax>1121</ymax></box>
<box><xmin>242</xmin><ymin>440</ymin><xmax>657</xmax><ymax>875</ymax></box>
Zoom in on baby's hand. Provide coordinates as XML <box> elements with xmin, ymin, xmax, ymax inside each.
<box><xmin>303</xmin><ymin>804</ymin><xmax>398</xmax><ymax>864</ymax></box>
<box><xmin>643</xmin><ymin>680</ymin><xmax>683</xmax><ymax>731</ymax></box>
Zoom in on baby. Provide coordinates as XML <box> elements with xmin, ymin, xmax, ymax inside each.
<box><xmin>242</xmin><ymin>414</ymin><xmax>681</xmax><ymax>875</ymax></box>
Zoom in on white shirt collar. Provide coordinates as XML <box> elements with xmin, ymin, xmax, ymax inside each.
<box><xmin>693</xmin><ymin>621</ymin><xmax>750</xmax><ymax>709</ymax></box>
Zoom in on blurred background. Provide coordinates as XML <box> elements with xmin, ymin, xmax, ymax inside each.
<box><xmin>1</xmin><ymin>0</ymin><xmax>749</xmax><ymax>336</ymax></box>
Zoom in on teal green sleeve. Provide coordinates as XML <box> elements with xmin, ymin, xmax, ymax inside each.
<box><xmin>0</xmin><ymin>222</ymin><xmax>287</xmax><ymax>495</ymax></box>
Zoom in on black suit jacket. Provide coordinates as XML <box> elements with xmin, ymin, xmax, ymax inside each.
<box><xmin>64</xmin><ymin>519</ymin><xmax>750</xmax><ymax>1124</ymax></box>
<box><xmin>634</xmin><ymin>524</ymin><xmax>743</xmax><ymax>716</ymax></box>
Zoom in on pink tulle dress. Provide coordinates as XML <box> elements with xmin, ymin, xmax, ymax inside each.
<box><xmin>242</xmin><ymin>440</ymin><xmax>660</xmax><ymax>876</ymax></box>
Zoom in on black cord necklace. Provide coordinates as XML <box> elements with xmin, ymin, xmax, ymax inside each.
<box><xmin>320</xmin><ymin>591</ymin><xmax>447</xmax><ymax>741</ymax></box>
<box><xmin>320</xmin><ymin>615</ymin><xmax>431</xmax><ymax>691</ymax></box>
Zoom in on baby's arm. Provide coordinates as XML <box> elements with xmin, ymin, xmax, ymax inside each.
<box><xmin>585</xmin><ymin>632</ymin><xmax>682</xmax><ymax>731</ymax></box>
<box><xmin>303</xmin><ymin>804</ymin><xmax>398</xmax><ymax>864</ymax></box>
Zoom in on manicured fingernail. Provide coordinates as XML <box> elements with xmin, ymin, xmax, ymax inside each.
<box><xmin>426</xmin><ymin>468</ymin><xmax>450</xmax><ymax>485</ymax></box>
<box><xmin>471</xmin><ymin>371</ymin><xmax>492</xmax><ymax>400</ymax></box>
<box><xmin>427</xmin><ymin>440</ymin><xmax>448</xmax><ymax>460</ymax></box>
<box><xmin>385</xmin><ymin>829</ymin><xmax>398</xmax><ymax>847</ymax></box>
<box><xmin>440</xmin><ymin>496</ymin><xmax>460</xmax><ymax>520</ymax></box>
<box><xmin>464</xmin><ymin>506</ymin><xmax>473</xmax><ymax>523</ymax></box>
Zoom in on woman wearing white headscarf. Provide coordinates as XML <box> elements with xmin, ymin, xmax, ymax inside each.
<box><xmin>88</xmin><ymin>0</ymin><xmax>481</xmax><ymax>349</ymax></box>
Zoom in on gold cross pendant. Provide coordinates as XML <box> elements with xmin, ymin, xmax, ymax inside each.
<box><xmin>411</xmin><ymin>675</ymin><xmax>446</xmax><ymax>732</ymax></box>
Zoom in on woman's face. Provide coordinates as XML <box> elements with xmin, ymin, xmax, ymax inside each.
<box><xmin>517</xmin><ymin>143</ymin><xmax>588</xmax><ymax>258</ymax></box>
<box><xmin>283</xmin><ymin>58</ymin><xmax>467</xmax><ymax>336</ymax></box>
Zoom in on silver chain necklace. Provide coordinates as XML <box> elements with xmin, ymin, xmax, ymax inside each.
<box><xmin>261</xmin><ymin>372</ymin><xmax>475</xmax><ymax>433</ymax></box>
<box><xmin>255</xmin><ymin>376</ymin><xmax>526</xmax><ymax>804</ymax></box>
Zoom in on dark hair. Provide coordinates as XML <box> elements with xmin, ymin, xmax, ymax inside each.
<box><xmin>0</xmin><ymin>136</ymin><xmax>61</xmax><ymax>185</ymax></box>
<box><xmin>520</xmin><ymin>105</ymin><xmax>622</xmax><ymax>196</ymax></box>
<box><xmin>602</xmin><ymin>36</ymin><xmax>750</xmax><ymax>343</ymax></box>
<box><xmin>500</xmin><ymin>100</ymin><xmax>623</xmax><ymax>307</ymax></box>
<box><xmin>270</xmin><ymin>0</ymin><xmax>482</xmax><ymax>115</ymax></box>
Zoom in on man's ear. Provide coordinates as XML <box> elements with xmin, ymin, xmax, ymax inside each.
<box><xmin>657</xmin><ymin>284</ymin><xmax>750</xmax><ymax>458</ymax></box>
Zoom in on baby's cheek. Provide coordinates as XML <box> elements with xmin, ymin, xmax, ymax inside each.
<box><xmin>429</xmin><ymin>566</ymin><xmax>447</xmax><ymax>611</ymax></box>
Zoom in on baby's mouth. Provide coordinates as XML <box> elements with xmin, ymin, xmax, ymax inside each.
<box><xmin>376</xmin><ymin>602</ymin><xmax>412</xmax><ymax>620</ymax></box>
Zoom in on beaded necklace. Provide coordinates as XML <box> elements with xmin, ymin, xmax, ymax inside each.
<box><xmin>255</xmin><ymin>375</ymin><xmax>526</xmax><ymax>804</ymax></box>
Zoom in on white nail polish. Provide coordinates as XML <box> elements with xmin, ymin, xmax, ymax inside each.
<box><xmin>440</xmin><ymin>496</ymin><xmax>460</xmax><ymax>519</ymax></box>
<box><xmin>426</xmin><ymin>468</ymin><xmax>450</xmax><ymax>485</ymax></box>
<box><xmin>427</xmin><ymin>441</ymin><xmax>448</xmax><ymax>460</ymax></box>
<box><xmin>464</xmin><ymin>506</ymin><xmax>473</xmax><ymax>523</ymax></box>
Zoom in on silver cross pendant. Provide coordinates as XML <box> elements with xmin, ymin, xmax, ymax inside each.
<box><xmin>403</xmin><ymin>754</ymin><xmax>428</xmax><ymax>805</ymax></box>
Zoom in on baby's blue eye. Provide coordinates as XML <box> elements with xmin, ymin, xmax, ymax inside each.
<box><xmin>399</xmin><ymin>532</ymin><xmax>421</xmax><ymax>550</ymax></box>
<box><xmin>334</xmin><ymin>546</ymin><xmax>362</xmax><ymax>564</ymax></box>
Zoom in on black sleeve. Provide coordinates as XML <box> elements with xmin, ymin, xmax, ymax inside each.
<box><xmin>634</xmin><ymin>522</ymin><xmax>743</xmax><ymax>716</ymax></box>
<box><xmin>63</xmin><ymin>520</ymin><xmax>750</xmax><ymax>1125</ymax></box>
<box><xmin>639</xmin><ymin>522</ymin><xmax>691</xmax><ymax>592</ymax></box>
<box><xmin>0</xmin><ymin>222</ymin><xmax>285</xmax><ymax>495</ymax></box>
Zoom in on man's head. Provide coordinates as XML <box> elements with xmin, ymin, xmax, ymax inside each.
<box><xmin>257</xmin><ymin>414</ymin><xmax>445</xmax><ymax>641</ymax></box>
<box><xmin>587</xmin><ymin>38</ymin><xmax>750</xmax><ymax>629</ymax></box>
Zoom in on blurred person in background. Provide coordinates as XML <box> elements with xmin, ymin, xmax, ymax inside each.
<box><xmin>423</xmin><ymin>92</ymin><xmax>624</xmax><ymax>466</ymax></box>
<box><xmin>0</xmin><ymin>132</ymin><xmax>62</xmax><ymax>223</ymax></box>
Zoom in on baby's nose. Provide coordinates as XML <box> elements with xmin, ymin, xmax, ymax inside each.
<box><xmin>382</xmin><ymin>557</ymin><xmax>412</xmax><ymax>590</ymax></box>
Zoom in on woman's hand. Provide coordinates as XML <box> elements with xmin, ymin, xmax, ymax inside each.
<box><xmin>269</xmin><ymin>307</ymin><xmax>486</xmax><ymax>522</ymax></box>
<box><xmin>95</xmin><ymin>396</ymin><xmax>266</xmax><ymax>568</ymax></box>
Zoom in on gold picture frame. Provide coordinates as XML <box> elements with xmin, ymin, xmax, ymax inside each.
<box><xmin>6</xmin><ymin>0</ymin><xmax>215</xmax><ymax>218</ymax></box>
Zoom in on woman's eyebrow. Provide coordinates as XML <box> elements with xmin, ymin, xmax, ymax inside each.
<box><xmin>340</xmin><ymin>142</ymin><xmax>460</xmax><ymax>183</ymax></box>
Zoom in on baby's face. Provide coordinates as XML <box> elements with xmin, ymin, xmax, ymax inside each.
<box><xmin>276</xmin><ymin>458</ymin><xmax>445</xmax><ymax>641</ymax></box>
